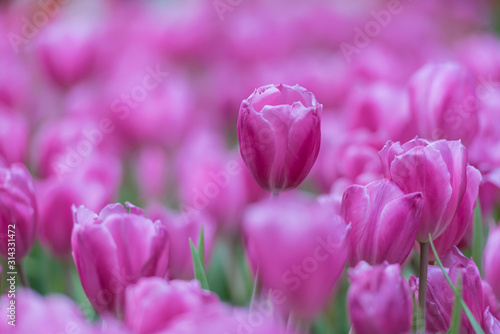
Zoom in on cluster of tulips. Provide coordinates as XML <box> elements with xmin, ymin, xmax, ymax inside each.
<box><xmin>1</xmin><ymin>0</ymin><xmax>500</xmax><ymax>333</ymax></box>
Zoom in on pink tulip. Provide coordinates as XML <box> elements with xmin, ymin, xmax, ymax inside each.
<box><xmin>238</xmin><ymin>84</ymin><xmax>322</xmax><ymax>193</ymax></box>
<box><xmin>431</xmin><ymin>165</ymin><xmax>481</xmax><ymax>257</ymax></box>
<box><xmin>0</xmin><ymin>107</ymin><xmax>28</xmax><ymax>164</ymax></box>
<box><xmin>379</xmin><ymin>138</ymin><xmax>468</xmax><ymax>242</ymax></box>
<box><xmin>0</xmin><ymin>163</ymin><xmax>37</xmax><ymax>260</ymax></box>
<box><xmin>410</xmin><ymin>247</ymin><xmax>485</xmax><ymax>333</ymax></box>
<box><xmin>71</xmin><ymin>202</ymin><xmax>169</xmax><ymax>317</ymax></box>
<box><xmin>484</xmin><ymin>308</ymin><xmax>500</xmax><ymax>334</ymax></box>
<box><xmin>124</xmin><ymin>278</ymin><xmax>219</xmax><ymax>334</ymax></box>
<box><xmin>0</xmin><ymin>289</ymin><xmax>89</xmax><ymax>333</ymax></box>
<box><xmin>37</xmin><ymin>155</ymin><xmax>122</xmax><ymax>257</ymax></box>
<box><xmin>341</xmin><ymin>179</ymin><xmax>423</xmax><ymax>266</ymax></box>
<box><xmin>483</xmin><ymin>281</ymin><xmax>500</xmax><ymax>319</ymax></box>
<box><xmin>408</xmin><ymin>63</ymin><xmax>479</xmax><ymax>146</ymax></box>
<box><xmin>243</xmin><ymin>194</ymin><xmax>348</xmax><ymax>319</ymax></box>
<box><xmin>484</xmin><ymin>224</ymin><xmax>500</xmax><ymax>301</ymax></box>
<box><xmin>146</xmin><ymin>204</ymin><xmax>216</xmax><ymax>280</ymax></box>
<box><xmin>348</xmin><ymin>262</ymin><xmax>413</xmax><ymax>334</ymax></box>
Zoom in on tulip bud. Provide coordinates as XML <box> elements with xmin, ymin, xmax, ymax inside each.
<box><xmin>484</xmin><ymin>224</ymin><xmax>500</xmax><ymax>301</ymax></box>
<box><xmin>238</xmin><ymin>84</ymin><xmax>322</xmax><ymax>193</ymax></box>
<box><xmin>431</xmin><ymin>165</ymin><xmax>481</xmax><ymax>257</ymax></box>
<box><xmin>347</xmin><ymin>262</ymin><xmax>413</xmax><ymax>334</ymax></box>
<box><xmin>243</xmin><ymin>194</ymin><xmax>348</xmax><ymax>319</ymax></box>
<box><xmin>341</xmin><ymin>179</ymin><xmax>423</xmax><ymax>266</ymax></box>
<box><xmin>379</xmin><ymin>138</ymin><xmax>468</xmax><ymax>242</ymax></box>
<box><xmin>0</xmin><ymin>163</ymin><xmax>37</xmax><ymax>259</ymax></box>
<box><xmin>71</xmin><ymin>202</ymin><xmax>169</xmax><ymax>317</ymax></box>
<box><xmin>125</xmin><ymin>278</ymin><xmax>219</xmax><ymax>334</ymax></box>
<box><xmin>408</xmin><ymin>63</ymin><xmax>479</xmax><ymax>146</ymax></box>
<box><xmin>409</xmin><ymin>247</ymin><xmax>485</xmax><ymax>333</ymax></box>
<box><xmin>146</xmin><ymin>204</ymin><xmax>216</xmax><ymax>280</ymax></box>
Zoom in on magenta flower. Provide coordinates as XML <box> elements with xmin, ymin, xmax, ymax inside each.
<box><xmin>238</xmin><ymin>84</ymin><xmax>322</xmax><ymax>193</ymax></box>
<box><xmin>379</xmin><ymin>138</ymin><xmax>468</xmax><ymax>242</ymax></box>
<box><xmin>408</xmin><ymin>63</ymin><xmax>479</xmax><ymax>146</ymax></box>
<box><xmin>484</xmin><ymin>224</ymin><xmax>500</xmax><ymax>301</ymax></box>
<box><xmin>410</xmin><ymin>247</ymin><xmax>485</xmax><ymax>333</ymax></box>
<box><xmin>243</xmin><ymin>194</ymin><xmax>348</xmax><ymax>319</ymax></box>
<box><xmin>347</xmin><ymin>262</ymin><xmax>413</xmax><ymax>334</ymax></box>
<box><xmin>431</xmin><ymin>165</ymin><xmax>481</xmax><ymax>257</ymax></box>
<box><xmin>341</xmin><ymin>179</ymin><xmax>423</xmax><ymax>266</ymax></box>
<box><xmin>0</xmin><ymin>163</ymin><xmax>37</xmax><ymax>260</ymax></box>
<box><xmin>71</xmin><ymin>202</ymin><xmax>169</xmax><ymax>317</ymax></box>
<box><xmin>125</xmin><ymin>278</ymin><xmax>219</xmax><ymax>334</ymax></box>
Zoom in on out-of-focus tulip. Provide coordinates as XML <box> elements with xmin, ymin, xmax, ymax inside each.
<box><xmin>0</xmin><ymin>163</ymin><xmax>37</xmax><ymax>259</ymax></box>
<box><xmin>431</xmin><ymin>165</ymin><xmax>481</xmax><ymax>257</ymax></box>
<box><xmin>177</xmin><ymin>130</ymin><xmax>248</xmax><ymax>233</ymax></box>
<box><xmin>483</xmin><ymin>281</ymin><xmax>500</xmax><ymax>319</ymax></box>
<box><xmin>135</xmin><ymin>146</ymin><xmax>170</xmax><ymax>203</ymax></box>
<box><xmin>37</xmin><ymin>155</ymin><xmax>122</xmax><ymax>257</ymax></box>
<box><xmin>71</xmin><ymin>202</ymin><xmax>169</xmax><ymax>317</ymax></box>
<box><xmin>0</xmin><ymin>289</ymin><xmax>89</xmax><ymax>333</ymax></box>
<box><xmin>0</xmin><ymin>107</ymin><xmax>28</xmax><ymax>164</ymax></box>
<box><xmin>124</xmin><ymin>278</ymin><xmax>219</xmax><ymax>334</ymax></box>
<box><xmin>237</xmin><ymin>84</ymin><xmax>322</xmax><ymax>193</ymax></box>
<box><xmin>243</xmin><ymin>194</ymin><xmax>348</xmax><ymax>319</ymax></box>
<box><xmin>410</xmin><ymin>247</ymin><xmax>485</xmax><ymax>333</ymax></box>
<box><xmin>146</xmin><ymin>204</ymin><xmax>216</xmax><ymax>280</ymax></box>
<box><xmin>484</xmin><ymin>224</ymin><xmax>500</xmax><ymax>301</ymax></box>
<box><xmin>484</xmin><ymin>308</ymin><xmax>500</xmax><ymax>334</ymax></box>
<box><xmin>341</xmin><ymin>179</ymin><xmax>423</xmax><ymax>266</ymax></box>
<box><xmin>379</xmin><ymin>138</ymin><xmax>468</xmax><ymax>243</ymax></box>
<box><xmin>161</xmin><ymin>303</ymin><xmax>293</xmax><ymax>334</ymax></box>
<box><xmin>408</xmin><ymin>63</ymin><xmax>479</xmax><ymax>146</ymax></box>
<box><xmin>347</xmin><ymin>262</ymin><xmax>413</xmax><ymax>334</ymax></box>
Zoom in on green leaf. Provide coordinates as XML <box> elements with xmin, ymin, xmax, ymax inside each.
<box><xmin>429</xmin><ymin>236</ymin><xmax>485</xmax><ymax>334</ymax></box>
<box><xmin>472</xmin><ymin>199</ymin><xmax>483</xmax><ymax>275</ymax></box>
<box><xmin>447</xmin><ymin>273</ymin><xmax>462</xmax><ymax>334</ymax></box>
<box><xmin>190</xmin><ymin>238</ymin><xmax>210</xmax><ymax>290</ymax></box>
<box><xmin>197</xmin><ymin>226</ymin><xmax>205</xmax><ymax>269</ymax></box>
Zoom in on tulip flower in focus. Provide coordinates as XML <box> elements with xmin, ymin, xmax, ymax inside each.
<box><xmin>238</xmin><ymin>84</ymin><xmax>322</xmax><ymax>193</ymax></box>
<box><xmin>431</xmin><ymin>165</ymin><xmax>481</xmax><ymax>258</ymax></box>
<box><xmin>410</xmin><ymin>247</ymin><xmax>485</xmax><ymax>333</ymax></box>
<box><xmin>408</xmin><ymin>63</ymin><xmax>479</xmax><ymax>146</ymax></box>
<box><xmin>341</xmin><ymin>179</ymin><xmax>423</xmax><ymax>266</ymax></box>
<box><xmin>124</xmin><ymin>278</ymin><xmax>219</xmax><ymax>334</ymax></box>
<box><xmin>379</xmin><ymin>137</ymin><xmax>468</xmax><ymax>243</ymax></box>
<box><xmin>0</xmin><ymin>163</ymin><xmax>37</xmax><ymax>260</ymax></box>
<box><xmin>484</xmin><ymin>224</ymin><xmax>500</xmax><ymax>301</ymax></box>
<box><xmin>243</xmin><ymin>194</ymin><xmax>348</xmax><ymax>319</ymax></box>
<box><xmin>71</xmin><ymin>202</ymin><xmax>169</xmax><ymax>317</ymax></box>
<box><xmin>347</xmin><ymin>262</ymin><xmax>413</xmax><ymax>334</ymax></box>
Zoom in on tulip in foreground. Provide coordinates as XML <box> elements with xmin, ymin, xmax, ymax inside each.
<box><xmin>347</xmin><ymin>262</ymin><xmax>413</xmax><ymax>334</ymax></box>
<box><xmin>243</xmin><ymin>194</ymin><xmax>348</xmax><ymax>319</ymax></box>
<box><xmin>71</xmin><ymin>202</ymin><xmax>169</xmax><ymax>317</ymax></box>
<box><xmin>0</xmin><ymin>163</ymin><xmax>37</xmax><ymax>260</ymax></box>
<box><xmin>238</xmin><ymin>84</ymin><xmax>322</xmax><ymax>193</ymax></box>
<box><xmin>341</xmin><ymin>179</ymin><xmax>423</xmax><ymax>266</ymax></box>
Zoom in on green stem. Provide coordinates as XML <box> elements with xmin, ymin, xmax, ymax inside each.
<box><xmin>418</xmin><ymin>242</ymin><xmax>429</xmax><ymax>333</ymax></box>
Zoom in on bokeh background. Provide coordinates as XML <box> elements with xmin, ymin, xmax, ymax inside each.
<box><xmin>1</xmin><ymin>0</ymin><xmax>500</xmax><ymax>332</ymax></box>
